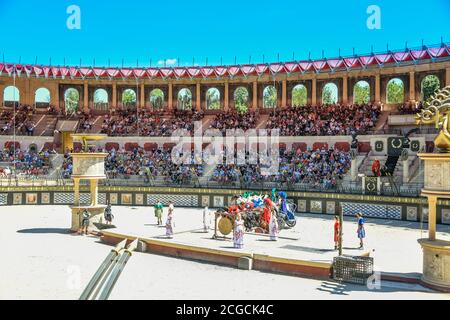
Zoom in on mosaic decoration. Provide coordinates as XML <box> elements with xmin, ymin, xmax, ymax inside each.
<box><xmin>147</xmin><ymin>194</ymin><xmax>198</xmax><ymax>207</ymax></box>
<box><xmin>326</xmin><ymin>201</ymin><xmax>336</xmax><ymax>215</ymax></box>
<box><xmin>135</xmin><ymin>194</ymin><xmax>144</xmax><ymax>205</ymax></box>
<box><xmin>227</xmin><ymin>196</ymin><xmax>234</xmax><ymax>206</ymax></box>
<box><xmin>98</xmin><ymin>193</ymin><xmax>107</xmax><ymax>205</ymax></box>
<box><xmin>25</xmin><ymin>193</ymin><xmax>38</xmax><ymax>205</ymax></box>
<box><xmin>13</xmin><ymin>193</ymin><xmax>22</xmax><ymax>205</ymax></box>
<box><xmin>213</xmin><ymin>196</ymin><xmax>224</xmax><ymax>208</ymax></box>
<box><xmin>374</xmin><ymin>141</ymin><xmax>384</xmax><ymax>152</ymax></box>
<box><xmin>297</xmin><ymin>199</ymin><xmax>307</xmax><ymax>212</ymax></box>
<box><xmin>54</xmin><ymin>193</ymin><xmax>90</xmax><ymax>204</ymax></box>
<box><xmin>121</xmin><ymin>194</ymin><xmax>133</xmax><ymax>205</ymax></box>
<box><xmin>41</xmin><ymin>193</ymin><xmax>51</xmax><ymax>204</ymax></box>
<box><xmin>310</xmin><ymin>200</ymin><xmax>322</xmax><ymax>213</ymax></box>
<box><xmin>342</xmin><ymin>202</ymin><xmax>402</xmax><ymax>220</ymax></box>
<box><xmin>0</xmin><ymin>193</ymin><xmax>7</xmax><ymax>205</ymax></box>
<box><xmin>406</xmin><ymin>206</ymin><xmax>418</xmax><ymax>221</ymax></box>
<box><xmin>442</xmin><ymin>209</ymin><xmax>450</xmax><ymax>225</ymax></box>
<box><xmin>109</xmin><ymin>193</ymin><xmax>118</xmax><ymax>205</ymax></box>
<box><xmin>201</xmin><ymin>196</ymin><xmax>210</xmax><ymax>207</ymax></box>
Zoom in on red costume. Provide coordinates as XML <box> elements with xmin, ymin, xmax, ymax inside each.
<box><xmin>372</xmin><ymin>160</ymin><xmax>381</xmax><ymax>177</ymax></box>
<box><xmin>334</xmin><ymin>220</ymin><xmax>340</xmax><ymax>242</ymax></box>
<box><xmin>262</xmin><ymin>199</ymin><xmax>272</xmax><ymax>224</ymax></box>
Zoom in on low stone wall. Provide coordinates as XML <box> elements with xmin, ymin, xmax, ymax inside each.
<box><xmin>2</xmin><ymin>185</ymin><xmax>450</xmax><ymax>225</ymax></box>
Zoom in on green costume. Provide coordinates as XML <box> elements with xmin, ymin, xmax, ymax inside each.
<box><xmin>154</xmin><ymin>202</ymin><xmax>163</xmax><ymax>219</ymax></box>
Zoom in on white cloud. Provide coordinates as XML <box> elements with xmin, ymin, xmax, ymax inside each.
<box><xmin>157</xmin><ymin>58</ymin><xmax>177</xmax><ymax>66</ymax></box>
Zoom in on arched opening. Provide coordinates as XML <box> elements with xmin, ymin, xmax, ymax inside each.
<box><xmin>234</xmin><ymin>87</ymin><xmax>249</xmax><ymax>113</ymax></box>
<box><xmin>322</xmin><ymin>83</ymin><xmax>338</xmax><ymax>105</ymax></box>
<box><xmin>292</xmin><ymin>84</ymin><xmax>307</xmax><ymax>107</ymax></box>
<box><xmin>206</xmin><ymin>88</ymin><xmax>220</xmax><ymax>110</ymax></box>
<box><xmin>122</xmin><ymin>89</ymin><xmax>137</xmax><ymax>109</ymax></box>
<box><xmin>3</xmin><ymin>86</ymin><xmax>20</xmax><ymax>107</ymax></box>
<box><xmin>421</xmin><ymin>75</ymin><xmax>440</xmax><ymax>101</ymax></box>
<box><xmin>386</xmin><ymin>78</ymin><xmax>404</xmax><ymax>104</ymax></box>
<box><xmin>150</xmin><ymin>88</ymin><xmax>164</xmax><ymax>110</ymax></box>
<box><xmin>263</xmin><ymin>85</ymin><xmax>277</xmax><ymax>108</ymax></box>
<box><xmin>34</xmin><ymin>87</ymin><xmax>50</xmax><ymax>107</ymax></box>
<box><xmin>353</xmin><ymin>80</ymin><xmax>370</xmax><ymax>104</ymax></box>
<box><xmin>94</xmin><ymin>89</ymin><xmax>109</xmax><ymax>111</ymax></box>
<box><xmin>177</xmin><ymin>88</ymin><xmax>192</xmax><ymax>110</ymax></box>
<box><xmin>64</xmin><ymin>88</ymin><xmax>80</xmax><ymax>113</ymax></box>
<box><xmin>29</xmin><ymin>143</ymin><xmax>38</xmax><ymax>153</ymax></box>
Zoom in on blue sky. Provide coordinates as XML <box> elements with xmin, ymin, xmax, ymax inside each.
<box><xmin>0</xmin><ymin>0</ymin><xmax>449</xmax><ymax>67</ymax></box>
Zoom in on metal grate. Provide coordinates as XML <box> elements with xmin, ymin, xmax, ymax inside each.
<box><xmin>332</xmin><ymin>255</ymin><xmax>374</xmax><ymax>285</ymax></box>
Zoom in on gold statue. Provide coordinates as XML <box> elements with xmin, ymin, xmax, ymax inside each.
<box><xmin>415</xmin><ymin>85</ymin><xmax>450</xmax><ymax>153</ymax></box>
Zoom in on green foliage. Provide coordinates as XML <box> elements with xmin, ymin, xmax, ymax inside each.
<box><xmin>150</xmin><ymin>89</ymin><xmax>164</xmax><ymax>109</ymax></box>
<box><xmin>263</xmin><ymin>85</ymin><xmax>277</xmax><ymax>108</ymax></box>
<box><xmin>353</xmin><ymin>81</ymin><xmax>370</xmax><ymax>104</ymax></box>
<box><xmin>206</xmin><ymin>88</ymin><xmax>220</xmax><ymax>109</ymax></box>
<box><xmin>122</xmin><ymin>89</ymin><xmax>136</xmax><ymax>104</ymax></box>
<box><xmin>178</xmin><ymin>88</ymin><xmax>192</xmax><ymax>110</ymax></box>
<box><xmin>234</xmin><ymin>87</ymin><xmax>249</xmax><ymax>113</ymax></box>
<box><xmin>292</xmin><ymin>85</ymin><xmax>307</xmax><ymax>106</ymax></box>
<box><xmin>421</xmin><ymin>75</ymin><xmax>440</xmax><ymax>101</ymax></box>
<box><xmin>386</xmin><ymin>78</ymin><xmax>404</xmax><ymax>104</ymax></box>
<box><xmin>322</xmin><ymin>83</ymin><xmax>337</xmax><ymax>105</ymax></box>
<box><xmin>64</xmin><ymin>88</ymin><xmax>79</xmax><ymax>112</ymax></box>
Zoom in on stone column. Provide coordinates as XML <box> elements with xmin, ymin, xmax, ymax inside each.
<box><xmin>140</xmin><ymin>82</ymin><xmax>145</xmax><ymax>109</ymax></box>
<box><xmin>196</xmin><ymin>82</ymin><xmax>201</xmax><ymax>111</ymax></box>
<box><xmin>168</xmin><ymin>82</ymin><xmax>173</xmax><ymax>111</ymax></box>
<box><xmin>446</xmin><ymin>67</ymin><xmax>450</xmax><ymax>87</ymax></box>
<box><xmin>375</xmin><ymin>74</ymin><xmax>381</xmax><ymax>104</ymax></box>
<box><xmin>312</xmin><ymin>78</ymin><xmax>317</xmax><ymax>105</ymax></box>
<box><xmin>83</xmin><ymin>81</ymin><xmax>89</xmax><ymax>113</ymax></box>
<box><xmin>90</xmin><ymin>179</ymin><xmax>98</xmax><ymax>206</ymax></box>
<box><xmin>409</xmin><ymin>71</ymin><xmax>416</xmax><ymax>102</ymax></box>
<box><xmin>403</xmin><ymin>159</ymin><xmax>409</xmax><ymax>184</ymax></box>
<box><xmin>281</xmin><ymin>79</ymin><xmax>287</xmax><ymax>107</ymax></box>
<box><xmin>224</xmin><ymin>81</ymin><xmax>229</xmax><ymax>111</ymax></box>
<box><xmin>73</xmin><ymin>178</ymin><xmax>80</xmax><ymax>206</ymax></box>
<box><xmin>252</xmin><ymin>81</ymin><xmax>257</xmax><ymax>110</ymax></box>
<box><xmin>342</xmin><ymin>76</ymin><xmax>348</xmax><ymax>104</ymax></box>
<box><xmin>112</xmin><ymin>82</ymin><xmax>117</xmax><ymax>110</ymax></box>
<box><xmin>427</xmin><ymin>196</ymin><xmax>437</xmax><ymax>241</ymax></box>
<box><xmin>351</xmin><ymin>158</ymin><xmax>357</xmax><ymax>181</ymax></box>
<box><xmin>0</xmin><ymin>84</ymin><xmax>4</xmax><ymax>107</ymax></box>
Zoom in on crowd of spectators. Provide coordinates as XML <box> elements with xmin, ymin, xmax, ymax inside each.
<box><xmin>100</xmin><ymin>109</ymin><xmax>204</xmax><ymax>136</ymax></box>
<box><xmin>208</xmin><ymin>110</ymin><xmax>259</xmax><ymax>134</ymax></box>
<box><xmin>0</xmin><ymin>105</ymin><xmax>36</xmax><ymax>136</ymax></box>
<box><xmin>0</xmin><ymin>147</ymin><xmax>53</xmax><ymax>176</ymax></box>
<box><xmin>397</xmin><ymin>101</ymin><xmax>424</xmax><ymax>115</ymax></box>
<box><xmin>266</xmin><ymin>104</ymin><xmax>381</xmax><ymax>136</ymax></box>
<box><xmin>210</xmin><ymin>147</ymin><xmax>351</xmax><ymax>189</ymax></box>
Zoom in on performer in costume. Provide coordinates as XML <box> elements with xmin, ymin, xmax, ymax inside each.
<box><xmin>334</xmin><ymin>215</ymin><xmax>340</xmax><ymax>250</ymax></box>
<box><xmin>356</xmin><ymin>212</ymin><xmax>365</xmax><ymax>249</ymax></box>
<box><xmin>262</xmin><ymin>198</ymin><xmax>273</xmax><ymax>225</ymax></box>
<box><xmin>233</xmin><ymin>212</ymin><xmax>244</xmax><ymax>249</ymax></box>
<box><xmin>269</xmin><ymin>209</ymin><xmax>279</xmax><ymax>241</ymax></box>
<box><xmin>154</xmin><ymin>200</ymin><xmax>164</xmax><ymax>225</ymax></box>
<box><xmin>278</xmin><ymin>191</ymin><xmax>295</xmax><ymax>221</ymax></box>
<box><xmin>165</xmin><ymin>201</ymin><xmax>175</xmax><ymax>238</ymax></box>
<box><xmin>104</xmin><ymin>202</ymin><xmax>114</xmax><ymax>225</ymax></box>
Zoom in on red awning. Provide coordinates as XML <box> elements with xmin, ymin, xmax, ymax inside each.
<box><xmin>269</xmin><ymin>63</ymin><xmax>285</xmax><ymax>74</ymax></box>
<box><xmin>107</xmin><ymin>68</ymin><xmax>120</xmax><ymax>78</ymax></box>
<box><xmin>241</xmin><ymin>65</ymin><xmax>255</xmax><ymax>76</ymax></box>
<box><xmin>298</xmin><ymin>61</ymin><xmax>314</xmax><ymax>72</ymax></box>
<box><xmin>284</xmin><ymin>62</ymin><xmax>299</xmax><ymax>74</ymax></box>
<box><xmin>214</xmin><ymin>66</ymin><xmax>228</xmax><ymax>77</ymax></box>
<box><xmin>159</xmin><ymin>68</ymin><xmax>173</xmax><ymax>78</ymax></box>
<box><xmin>228</xmin><ymin>66</ymin><xmax>240</xmax><ymax>77</ymax></box>
<box><xmin>200</xmin><ymin>67</ymin><xmax>214</xmax><ymax>77</ymax></box>
<box><xmin>146</xmin><ymin>68</ymin><xmax>160</xmax><ymax>78</ymax></box>
<box><xmin>187</xmin><ymin>67</ymin><xmax>200</xmax><ymax>78</ymax></box>
<box><xmin>173</xmin><ymin>67</ymin><xmax>187</xmax><ymax>78</ymax></box>
<box><xmin>327</xmin><ymin>59</ymin><xmax>344</xmax><ymax>70</ymax></box>
<box><xmin>343</xmin><ymin>57</ymin><xmax>361</xmax><ymax>68</ymax></box>
<box><xmin>255</xmin><ymin>64</ymin><xmax>269</xmax><ymax>75</ymax></box>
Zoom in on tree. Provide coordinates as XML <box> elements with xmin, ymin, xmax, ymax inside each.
<box><xmin>263</xmin><ymin>86</ymin><xmax>277</xmax><ymax>108</ymax></box>
<box><xmin>387</xmin><ymin>79</ymin><xmax>404</xmax><ymax>104</ymax></box>
<box><xmin>292</xmin><ymin>85</ymin><xmax>307</xmax><ymax>106</ymax></box>
<box><xmin>150</xmin><ymin>89</ymin><xmax>164</xmax><ymax>109</ymax></box>
<box><xmin>234</xmin><ymin>87</ymin><xmax>249</xmax><ymax>113</ymax></box>
<box><xmin>421</xmin><ymin>75</ymin><xmax>440</xmax><ymax>101</ymax></box>
<box><xmin>322</xmin><ymin>84</ymin><xmax>337</xmax><ymax>105</ymax></box>
<box><xmin>65</xmin><ymin>88</ymin><xmax>79</xmax><ymax>113</ymax></box>
<box><xmin>206</xmin><ymin>88</ymin><xmax>220</xmax><ymax>110</ymax></box>
<box><xmin>122</xmin><ymin>89</ymin><xmax>136</xmax><ymax>104</ymax></box>
<box><xmin>353</xmin><ymin>81</ymin><xmax>370</xmax><ymax>104</ymax></box>
<box><xmin>178</xmin><ymin>89</ymin><xmax>192</xmax><ymax>110</ymax></box>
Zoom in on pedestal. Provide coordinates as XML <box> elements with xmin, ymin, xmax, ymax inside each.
<box><xmin>417</xmin><ymin>153</ymin><xmax>450</xmax><ymax>291</ymax></box>
<box><xmin>418</xmin><ymin>239</ymin><xmax>450</xmax><ymax>292</ymax></box>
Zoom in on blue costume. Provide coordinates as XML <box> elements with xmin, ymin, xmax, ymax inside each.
<box><xmin>357</xmin><ymin>217</ymin><xmax>366</xmax><ymax>239</ymax></box>
<box><xmin>278</xmin><ymin>191</ymin><xmax>295</xmax><ymax>221</ymax></box>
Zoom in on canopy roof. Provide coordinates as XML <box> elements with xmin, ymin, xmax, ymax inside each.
<box><xmin>1</xmin><ymin>44</ymin><xmax>449</xmax><ymax>80</ymax></box>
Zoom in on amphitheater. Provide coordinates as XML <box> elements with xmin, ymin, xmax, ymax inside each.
<box><xmin>1</xmin><ymin>43</ymin><xmax>450</xmax><ymax>299</ymax></box>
